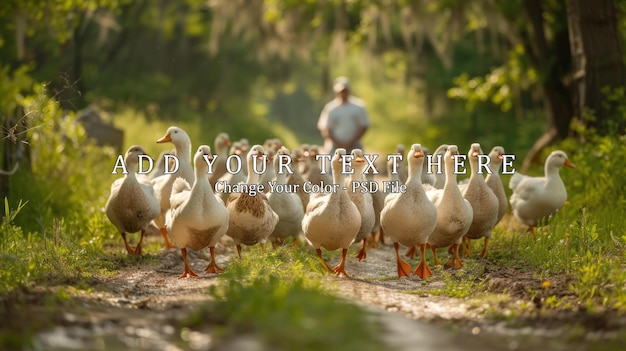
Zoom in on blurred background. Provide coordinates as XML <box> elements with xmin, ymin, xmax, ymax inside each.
<box><xmin>0</xmin><ymin>0</ymin><xmax>625</xmax><ymax>199</ymax></box>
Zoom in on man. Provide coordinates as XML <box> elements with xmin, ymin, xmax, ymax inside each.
<box><xmin>317</xmin><ymin>76</ymin><xmax>370</xmax><ymax>155</ymax></box>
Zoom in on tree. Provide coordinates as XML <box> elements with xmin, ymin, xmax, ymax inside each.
<box><xmin>567</xmin><ymin>0</ymin><xmax>626</xmax><ymax>134</ymax></box>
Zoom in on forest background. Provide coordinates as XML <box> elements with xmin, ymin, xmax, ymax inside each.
<box><xmin>2</xmin><ymin>0</ymin><xmax>625</xmax><ymax>173</ymax></box>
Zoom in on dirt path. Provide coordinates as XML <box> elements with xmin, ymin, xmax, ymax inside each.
<box><xmin>26</xmin><ymin>237</ymin><xmax>626</xmax><ymax>351</ymax></box>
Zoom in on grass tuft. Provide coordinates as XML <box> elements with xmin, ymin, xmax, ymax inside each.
<box><xmin>182</xmin><ymin>247</ymin><xmax>385</xmax><ymax>351</ymax></box>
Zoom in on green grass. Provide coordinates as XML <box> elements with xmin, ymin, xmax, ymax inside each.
<box><xmin>182</xmin><ymin>247</ymin><xmax>385</xmax><ymax>351</ymax></box>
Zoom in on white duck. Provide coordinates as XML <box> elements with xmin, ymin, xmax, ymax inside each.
<box><xmin>304</xmin><ymin>144</ymin><xmax>332</xmax><ymax>187</ymax></box>
<box><xmin>302</xmin><ymin>148</ymin><xmax>361</xmax><ymax>277</ymax></box>
<box><xmin>287</xmin><ymin>148</ymin><xmax>310</xmax><ymax>211</ymax></box>
<box><xmin>209</xmin><ymin>132</ymin><xmax>231</xmax><ymax>185</ymax></box>
<box><xmin>105</xmin><ymin>146</ymin><xmax>161</xmax><ymax>255</ymax></box>
<box><xmin>216</xmin><ymin>141</ymin><xmax>247</xmax><ymax>203</ymax></box>
<box><xmin>259</xmin><ymin>148</ymin><xmax>277</xmax><ymax>193</ymax></box>
<box><xmin>426</xmin><ymin>145</ymin><xmax>473</xmax><ymax>269</ymax></box>
<box><xmin>431</xmin><ymin>144</ymin><xmax>449</xmax><ymax>189</ymax></box>
<box><xmin>268</xmin><ymin>147</ymin><xmax>305</xmax><ymax>245</ymax></box>
<box><xmin>461</xmin><ymin>143</ymin><xmax>499</xmax><ymax>258</ymax></box>
<box><xmin>380</xmin><ymin>144</ymin><xmax>437</xmax><ymax>278</ymax></box>
<box><xmin>486</xmin><ymin>146</ymin><xmax>508</xmax><ymax>225</ymax></box>
<box><xmin>394</xmin><ymin>144</ymin><xmax>408</xmax><ymax>184</ymax></box>
<box><xmin>226</xmin><ymin>145</ymin><xmax>279</xmax><ymax>257</ymax></box>
<box><xmin>375</xmin><ymin>155</ymin><xmax>404</xmax><ymax>246</ymax></box>
<box><xmin>166</xmin><ymin>145</ymin><xmax>229</xmax><ymax>278</ymax></box>
<box><xmin>509</xmin><ymin>150</ymin><xmax>575</xmax><ymax>238</ymax></box>
<box><xmin>365</xmin><ymin>169</ymin><xmax>385</xmax><ymax>247</ymax></box>
<box><xmin>347</xmin><ymin>149</ymin><xmax>376</xmax><ymax>261</ymax></box>
<box><xmin>149</xmin><ymin>149</ymin><xmax>176</xmax><ymax>180</ymax></box>
<box><xmin>151</xmin><ymin>126</ymin><xmax>194</xmax><ymax>249</ymax></box>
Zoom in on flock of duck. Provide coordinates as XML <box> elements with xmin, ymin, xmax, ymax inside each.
<box><xmin>105</xmin><ymin>126</ymin><xmax>575</xmax><ymax>279</ymax></box>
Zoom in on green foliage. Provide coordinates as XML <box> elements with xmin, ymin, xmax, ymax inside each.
<box><xmin>11</xmin><ymin>83</ymin><xmax>115</xmax><ymax>233</ymax></box>
<box><xmin>184</xmin><ymin>247</ymin><xmax>384</xmax><ymax>351</ymax></box>
<box><xmin>1</xmin><ymin>84</ymin><xmax>115</xmax><ymax>294</ymax></box>
<box><xmin>556</xmin><ymin>89</ymin><xmax>626</xmax><ymax>212</ymax></box>
<box><xmin>0</xmin><ymin>64</ymin><xmax>34</xmax><ymax>116</ymax></box>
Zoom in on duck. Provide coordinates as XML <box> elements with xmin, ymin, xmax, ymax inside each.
<box><xmin>149</xmin><ymin>149</ymin><xmax>176</xmax><ymax>180</ymax></box>
<box><xmin>268</xmin><ymin>147</ymin><xmax>305</xmax><ymax>246</ymax></box>
<box><xmin>151</xmin><ymin>126</ymin><xmax>195</xmax><ymax>249</ymax></box>
<box><xmin>420</xmin><ymin>147</ymin><xmax>435</xmax><ymax>186</ymax></box>
<box><xmin>287</xmin><ymin>148</ymin><xmax>310</xmax><ymax>211</ymax></box>
<box><xmin>302</xmin><ymin>148</ymin><xmax>361</xmax><ymax>277</ymax></box>
<box><xmin>299</xmin><ymin>143</ymin><xmax>312</xmax><ymax>176</ymax></box>
<box><xmin>105</xmin><ymin>146</ymin><xmax>161</xmax><ymax>255</ymax></box>
<box><xmin>216</xmin><ymin>141</ymin><xmax>247</xmax><ymax>203</ymax></box>
<box><xmin>375</xmin><ymin>155</ymin><xmax>404</xmax><ymax>246</ymax></box>
<box><xmin>394</xmin><ymin>144</ymin><xmax>408</xmax><ymax>184</ymax></box>
<box><xmin>208</xmin><ymin>132</ymin><xmax>231</xmax><ymax>185</ymax></box>
<box><xmin>426</xmin><ymin>145</ymin><xmax>473</xmax><ymax>269</ymax></box>
<box><xmin>238</xmin><ymin>138</ymin><xmax>250</xmax><ymax>175</ymax></box>
<box><xmin>365</xmin><ymin>169</ymin><xmax>385</xmax><ymax>248</ymax></box>
<box><xmin>486</xmin><ymin>146</ymin><xmax>508</xmax><ymax>225</ymax></box>
<box><xmin>259</xmin><ymin>148</ymin><xmax>277</xmax><ymax>193</ymax></box>
<box><xmin>380</xmin><ymin>144</ymin><xmax>437</xmax><ymax>278</ymax></box>
<box><xmin>431</xmin><ymin>144</ymin><xmax>449</xmax><ymax>189</ymax></box>
<box><xmin>509</xmin><ymin>150</ymin><xmax>575</xmax><ymax>238</ymax></box>
<box><xmin>304</xmin><ymin>144</ymin><xmax>332</xmax><ymax>187</ymax></box>
<box><xmin>225</xmin><ymin>145</ymin><xmax>279</xmax><ymax>257</ymax></box>
<box><xmin>461</xmin><ymin>143</ymin><xmax>499</xmax><ymax>258</ymax></box>
<box><xmin>347</xmin><ymin>149</ymin><xmax>376</xmax><ymax>261</ymax></box>
<box><xmin>263</xmin><ymin>138</ymin><xmax>283</xmax><ymax>153</ymax></box>
<box><xmin>166</xmin><ymin>145</ymin><xmax>229</xmax><ymax>278</ymax></box>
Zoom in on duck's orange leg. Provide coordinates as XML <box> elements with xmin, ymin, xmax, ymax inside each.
<box><xmin>461</xmin><ymin>237</ymin><xmax>472</xmax><ymax>256</ymax></box>
<box><xmin>179</xmin><ymin>248</ymin><xmax>199</xmax><ymax>279</ymax></box>
<box><xmin>479</xmin><ymin>237</ymin><xmax>490</xmax><ymax>258</ymax></box>
<box><xmin>121</xmin><ymin>232</ymin><xmax>135</xmax><ymax>255</ymax></box>
<box><xmin>132</xmin><ymin>230</ymin><xmax>146</xmax><ymax>256</ymax></box>
<box><xmin>413</xmin><ymin>244</ymin><xmax>432</xmax><ymax>279</ymax></box>
<box><xmin>204</xmin><ymin>247</ymin><xmax>225</xmax><ymax>274</ymax></box>
<box><xmin>431</xmin><ymin>245</ymin><xmax>440</xmax><ymax>266</ymax></box>
<box><xmin>528</xmin><ymin>226</ymin><xmax>536</xmax><ymax>240</ymax></box>
<box><xmin>315</xmin><ymin>248</ymin><xmax>334</xmax><ymax>273</ymax></box>
<box><xmin>159</xmin><ymin>227</ymin><xmax>175</xmax><ymax>249</ymax></box>
<box><xmin>394</xmin><ymin>243</ymin><xmax>411</xmax><ymax>277</ymax></box>
<box><xmin>379</xmin><ymin>226</ymin><xmax>386</xmax><ymax>245</ymax></box>
<box><xmin>356</xmin><ymin>238</ymin><xmax>367</xmax><ymax>261</ymax></box>
<box><xmin>445</xmin><ymin>243</ymin><xmax>463</xmax><ymax>269</ymax></box>
<box><xmin>236</xmin><ymin>244</ymin><xmax>243</xmax><ymax>258</ymax></box>
<box><xmin>369</xmin><ymin>232</ymin><xmax>379</xmax><ymax>249</ymax></box>
<box><xmin>405</xmin><ymin>245</ymin><xmax>418</xmax><ymax>259</ymax></box>
<box><xmin>332</xmin><ymin>248</ymin><xmax>350</xmax><ymax>277</ymax></box>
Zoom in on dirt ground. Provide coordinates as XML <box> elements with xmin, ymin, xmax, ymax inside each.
<box><xmin>4</xmin><ymin>231</ymin><xmax>626</xmax><ymax>351</ymax></box>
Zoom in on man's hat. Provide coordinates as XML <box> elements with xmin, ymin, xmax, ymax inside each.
<box><xmin>333</xmin><ymin>76</ymin><xmax>350</xmax><ymax>93</ymax></box>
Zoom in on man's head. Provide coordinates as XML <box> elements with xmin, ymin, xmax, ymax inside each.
<box><xmin>333</xmin><ymin>76</ymin><xmax>350</xmax><ymax>102</ymax></box>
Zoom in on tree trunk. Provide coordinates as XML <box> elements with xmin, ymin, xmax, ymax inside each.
<box><xmin>518</xmin><ymin>0</ymin><xmax>574</xmax><ymax>172</ymax></box>
<box><xmin>567</xmin><ymin>0</ymin><xmax>626</xmax><ymax>134</ymax></box>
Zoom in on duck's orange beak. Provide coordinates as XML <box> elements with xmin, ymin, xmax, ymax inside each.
<box><xmin>157</xmin><ymin>134</ymin><xmax>171</xmax><ymax>143</ymax></box>
<box><xmin>498</xmin><ymin>153</ymin><xmax>504</xmax><ymax>160</ymax></box>
<box><xmin>413</xmin><ymin>150</ymin><xmax>424</xmax><ymax>158</ymax></box>
<box><xmin>355</xmin><ymin>156</ymin><xmax>365</xmax><ymax>163</ymax></box>
<box><xmin>564</xmin><ymin>159</ymin><xmax>576</xmax><ymax>168</ymax></box>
